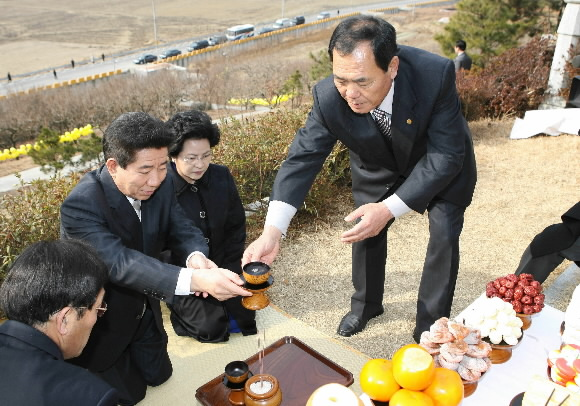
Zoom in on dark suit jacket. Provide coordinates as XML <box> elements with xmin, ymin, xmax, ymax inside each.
<box><xmin>0</xmin><ymin>320</ymin><xmax>119</xmax><ymax>406</ymax></box>
<box><xmin>530</xmin><ymin>202</ymin><xmax>580</xmax><ymax>259</ymax></box>
<box><xmin>271</xmin><ymin>45</ymin><xmax>477</xmax><ymax>212</ymax></box>
<box><xmin>168</xmin><ymin>163</ymin><xmax>246</xmax><ymax>273</ymax></box>
<box><xmin>60</xmin><ymin>165</ymin><xmax>208</xmax><ymax>371</ymax></box>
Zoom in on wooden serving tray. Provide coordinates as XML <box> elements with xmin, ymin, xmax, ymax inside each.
<box><xmin>195</xmin><ymin>336</ymin><xmax>354</xmax><ymax>405</ymax></box>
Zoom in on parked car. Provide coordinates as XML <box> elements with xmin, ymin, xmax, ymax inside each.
<box><xmin>272</xmin><ymin>18</ymin><xmax>295</xmax><ymax>29</ymax></box>
<box><xmin>159</xmin><ymin>49</ymin><xmax>181</xmax><ymax>59</ymax></box>
<box><xmin>187</xmin><ymin>40</ymin><xmax>209</xmax><ymax>52</ymax></box>
<box><xmin>208</xmin><ymin>34</ymin><xmax>227</xmax><ymax>46</ymax></box>
<box><xmin>256</xmin><ymin>26</ymin><xmax>277</xmax><ymax>36</ymax></box>
<box><xmin>133</xmin><ymin>54</ymin><xmax>158</xmax><ymax>64</ymax></box>
<box><xmin>292</xmin><ymin>16</ymin><xmax>305</xmax><ymax>25</ymax></box>
<box><xmin>316</xmin><ymin>11</ymin><xmax>331</xmax><ymax>20</ymax></box>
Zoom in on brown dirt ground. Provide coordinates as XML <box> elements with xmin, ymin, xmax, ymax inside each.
<box><xmin>2</xmin><ymin>3</ymin><xmax>578</xmax><ymax>361</ymax></box>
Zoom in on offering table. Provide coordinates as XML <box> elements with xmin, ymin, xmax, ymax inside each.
<box><xmin>458</xmin><ymin>295</ymin><xmax>564</xmax><ymax>405</ymax></box>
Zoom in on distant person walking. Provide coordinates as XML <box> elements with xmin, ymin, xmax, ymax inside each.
<box><xmin>7</xmin><ymin>72</ymin><xmax>11</xmax><ymax>82</ymax></box>
<box><xmin>71</xmin><ymin>59</ymin><xmax>75</xmax><ymax>69</ymax></box>
<box><xmin>454</xmin><ymin>40</ymin><xmax>472</xmax><ymax>72</ymax></box>
<box><xmin>53</xmin><ymin>69</ymin><xmax>57</xmax><ymax>79</ymax></box>
<box><xmin>102</xmin><ymin>53</ymin><xmax>105</xmax><ymax>62</ymax></box>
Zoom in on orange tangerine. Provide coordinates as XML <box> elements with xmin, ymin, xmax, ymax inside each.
<box><xmin>423</xmin><ymin>367</ymin><xmax>464</xmax><ymax>406</ymax></box>
<box><xmin>389</xmin><ymin>388</ymin><xmax>435</xmax><ymax>406</ymax></box>
<box><xmin>359</xmin><ymin>358</ymin><xmax>400</xmax><ymax>402</ymax></box>
<box><xmin>392</xmin><ymin>344</ymin><xmax>436</xmax><ymax>391</ymax></box>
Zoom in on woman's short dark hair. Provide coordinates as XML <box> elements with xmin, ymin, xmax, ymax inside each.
<box><xmin>0</xmin><ymin>239</ymin><xmax>108</xmax><ymax>326</ymax></box>
<box><xmin>167</xmin><ymin>110</ymin><xmax>221</xmax><ymax>157</ymax></box>
<box><xmin>328</xmin><ymin>15</ymin><xmax>397</xmax><ymax>72</ymax></box>
<box><xmin>102</xmin><ymin>112</ymin><xmax>174</xmax><ymax>168</ymax></box>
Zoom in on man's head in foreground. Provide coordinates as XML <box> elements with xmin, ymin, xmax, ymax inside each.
<box><xmin>0</xmin><ymin>239</ymin><xmax>108</xmax><ymax>359</ymax></box>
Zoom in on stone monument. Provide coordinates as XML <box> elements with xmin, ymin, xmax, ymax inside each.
<box><xmin>541</xmin><ymin>0</ymin><xmax>580</xmax><ymax>109</ymax></box>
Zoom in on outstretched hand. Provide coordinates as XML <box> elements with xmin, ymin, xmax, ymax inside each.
<box><xmin>190</xmin><ymin>268</ymin><xmax>251</xmax><ymax>301</ymax></box>
<box><xmin>340</xmin><ymin>202</ymin><xmax>393</xmax><ymax>243</ymax></box>
<box><xmin>242</xmin><ymin>225</ymin><xmax>282</xmax><ymax>266</ymax></box>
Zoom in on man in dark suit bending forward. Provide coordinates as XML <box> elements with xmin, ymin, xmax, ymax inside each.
<box><xmin>243</xmin><ymin>16</ymin><xmax>477</xmax><ymax>342</ymax></box>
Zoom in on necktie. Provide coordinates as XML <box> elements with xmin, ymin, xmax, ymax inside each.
<box><xmin>372</xmin><ymin>108</ymin><xmax>392</xmax><ymax>141</ymax></box>
<box><xmin>132</xmin><ymin>199</ymin><xmax>141</xmax><ymax>221</ymax></box>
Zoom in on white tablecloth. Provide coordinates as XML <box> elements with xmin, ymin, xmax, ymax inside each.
<box><xmin>458</xmin><ymin>295</ymin><xmax>564</xmax><ymax>405</ymax></box>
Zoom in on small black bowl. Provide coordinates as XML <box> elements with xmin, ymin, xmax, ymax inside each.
<box><xmin>242</xmin><ymin>261</ymin><xmax>271</xmax><ymax>285</ymax></box>
<box><xmin>224</xmin><ymin>360</ymin><xmax>250</xmax><ymax>384</ymax></box>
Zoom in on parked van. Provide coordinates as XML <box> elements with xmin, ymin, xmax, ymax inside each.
<box><xmin>207</xmin><ymin>34</ymin><xmax>227</xmax><ymax>46</ymax></box>
<box><xmin>316</xmin><ymin>11</ymin><xmax>331</xmax><ymax>20</ymax></box>
<box><xmin>273</xmin><ymin>18</ymin><xmax>295</xmax><ymax>29</ymax></box>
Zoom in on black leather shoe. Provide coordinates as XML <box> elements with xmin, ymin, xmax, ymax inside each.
<box><xmin>413</xmin><ymin>325</ymin><xmax>431</xmax><ymax>343</ymax></box>
<box><xmin>241</xmin><ymin>324</ymin><xmax>258</xmax><ymax>336</ymax></box>
<box><xmin>337</xmin><ymin>308</ymin><xmax>384</xmax><ymax>337</ymax></box>
<box><xmin>412</xmin><ymin>329</ymin><xmax>423</xmax><ymax>344</ymax></box>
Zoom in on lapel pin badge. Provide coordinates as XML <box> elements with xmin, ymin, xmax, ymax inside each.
<box><xmin>406</xmin><ymin>119</ymin><xmax>412</xmax><ymax>125</ymax></box>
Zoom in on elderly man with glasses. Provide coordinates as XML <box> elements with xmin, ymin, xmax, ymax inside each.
<box><xmin>0</xmin><ymin>239</ymin><xmax>119</xmax><ymax>406</ymax></box>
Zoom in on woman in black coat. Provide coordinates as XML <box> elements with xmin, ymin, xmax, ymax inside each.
<box><xmin>165</xmin><ymin>110</ymin><xmax>256</xmax><ymax>342</ymax></box>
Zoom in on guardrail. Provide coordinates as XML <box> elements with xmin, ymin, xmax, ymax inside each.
<box><xmin>0</xmin><ymin>69</ymin><xmax>125</xmax><ymax>99</ymax></box>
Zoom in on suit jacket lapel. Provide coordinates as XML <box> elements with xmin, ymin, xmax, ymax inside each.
<box><xmin>98</xmin><ymin>166</ymin><xmax>144</xmax><ymax>252</ymax></box>
<box><xmin>346</xmin><ymin>104</ymin><xmax>398</xmax><ymax>171</ymax></box>
<box><xmin>391</xmin><ymin>68</ymin><xmax>419</xmax><ymax>171</ymax></box>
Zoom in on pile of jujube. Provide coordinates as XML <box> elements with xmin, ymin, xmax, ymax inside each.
<box><xmin>485</xmin><ymin>273</ymin><xmax>545</xmax><ymax>314</ymax></box>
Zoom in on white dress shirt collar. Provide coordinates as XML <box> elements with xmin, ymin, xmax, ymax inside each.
<box><xmin>126</xmin><ymin>196</ymin><xmax>141</xmax><ymax>221</ymax></box>
<box><xmin>372</xmin><ymin>81</ymin><xmax>395</xmax><ymax>115</ymax></box>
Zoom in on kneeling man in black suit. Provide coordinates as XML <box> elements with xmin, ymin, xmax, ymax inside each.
<box><xmin>0</xmin><ymin>239</ymin><xmax>119</xmax><ymax>406</ymax></box>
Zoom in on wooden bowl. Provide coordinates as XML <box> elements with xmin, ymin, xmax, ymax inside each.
<box><xmin>462</xmin><ymin>370</ymin><xmax>487</xmax><ymax>398</ymax></box>
<box><xmin>516</xmin><ymin>312</ymin><xmax>532</xmax><ymax>331</ymax></box>
<box><xmin>485</xmin><ymin>333</ymin><xmax>524</xmax><ymax>364</ymax></box>
<box><xmin>243</xmin><ymin>262</ymin><xmax>271</xmax><ymax>285</ymax></box>
<box><xmin>225</xmin><ymin>361</ymin><xmax>250</xmax><ymax>384</ymax></box>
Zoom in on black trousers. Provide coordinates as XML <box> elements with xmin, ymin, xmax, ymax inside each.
<box><xmin>168</xmin><ymin>294</ymin><xmax>256</xmax><ymax>343</ymax></box>
<box><xmin>95</xmin><ymin>308</ymin><xmax>172</xmax><ymax>405</ymax></box>
<box><xmin>350</xmin><ymin>198</ymin><xmax>465</xmax><ymax>338</ymax></box>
